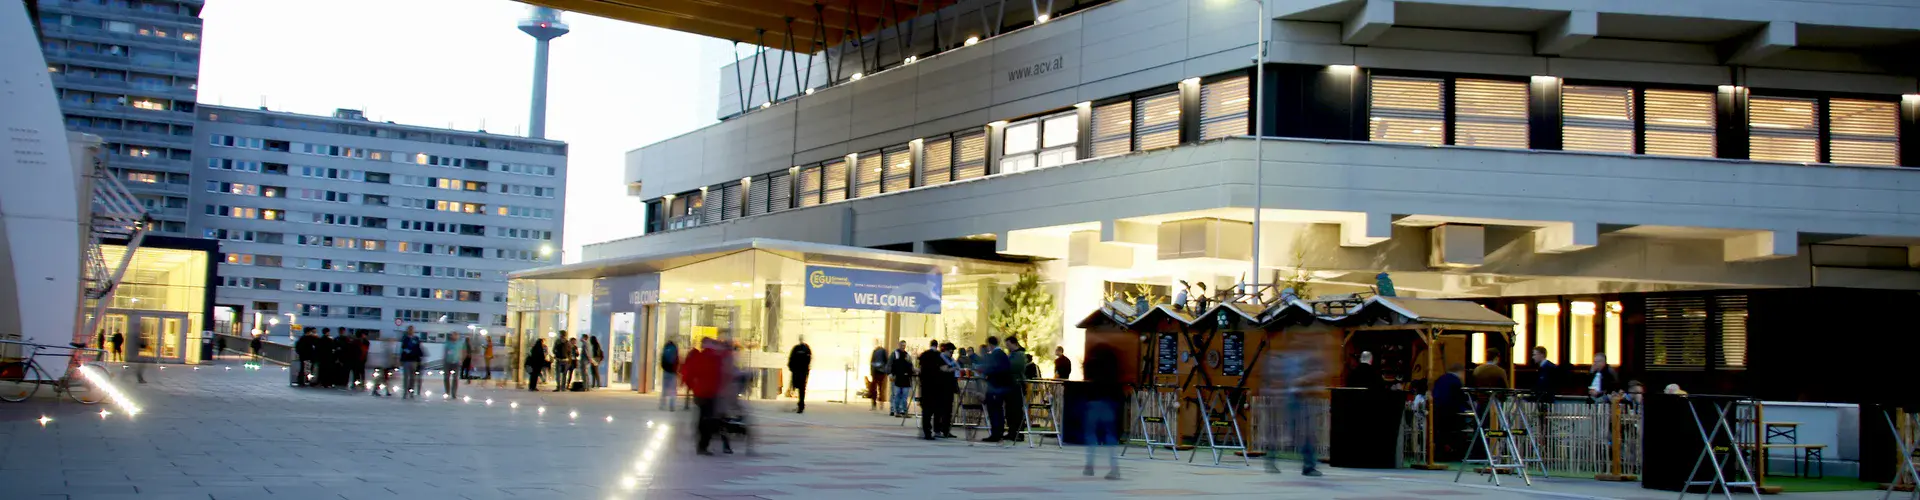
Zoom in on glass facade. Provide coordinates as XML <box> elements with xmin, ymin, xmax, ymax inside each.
<box><xmin>85</xmin><ymin>245</ymin><xmax>210</xmax><ymax>364</ymax></box>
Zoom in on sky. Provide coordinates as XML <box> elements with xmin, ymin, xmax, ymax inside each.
<box><xmin>196</xmin><ymin>0</ymin><xmax>734</xmax><ymax>262</ymax></box>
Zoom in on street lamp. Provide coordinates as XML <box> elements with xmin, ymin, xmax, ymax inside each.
<box><xmin>1217</xmin><ymin>0</ymin><xmax>1269</xmax><ymax>301</ymax></box>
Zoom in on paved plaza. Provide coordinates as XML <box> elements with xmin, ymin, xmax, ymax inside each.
<box><xmin>0</xmin><ymin>359</ymin><xmax>1886</xmax><ymax>499</ymax></box>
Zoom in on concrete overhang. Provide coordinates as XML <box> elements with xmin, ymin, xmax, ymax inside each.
<box><xmin>512</xmin><ymin>238</ymin><xmax>1025</xmax><ymax>281</ymax></box>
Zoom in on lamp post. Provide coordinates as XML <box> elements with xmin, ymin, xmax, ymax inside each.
<box><xmin>1250</xmin><ymin>0</ymin><xmax>1267</xmax><ymax>301</ymax></box>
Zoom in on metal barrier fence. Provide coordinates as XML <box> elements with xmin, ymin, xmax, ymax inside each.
<box><xmin>1504</xmin><ymin>399</ymin><xmax>1647</xmax><ymax>476</ymax></box>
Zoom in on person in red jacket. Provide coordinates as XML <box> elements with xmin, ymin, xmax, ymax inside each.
<box><xmin>681</xmin><ymin>339</ymin><xmax>732</xmax><ymax>455</ymax></box>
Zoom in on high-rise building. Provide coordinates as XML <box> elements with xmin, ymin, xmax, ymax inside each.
<box><xmin>193</xmin><ymin>105</ymin><xmax>567</xmax><ymax>338</ymax></box>
<box><xmin>32</xmin><ymin>0</ymin><xmax>205</xmax><ymax>236</ymax></box>
<box><xmin>511</xmin><ymin>0</ymin><xmax>1920</xmax><ymax>402</ymax></box>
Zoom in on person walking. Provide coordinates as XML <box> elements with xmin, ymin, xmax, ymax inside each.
<box><xmin>659</xmin><ymin>340</ymin><xmax>681</xmax><ymax>411</ymax></box>
<box><xmin>979</xmin><ymin>336</ymin><xmax>1013</xmax><ymax>443</ymax></box>
<box><xmin>787</xmin><ymin>337</ymin><xmax>812</xmax><ymax>413</ymax></box>
<box><xmin>399</xmin><ymin>327</ymin><xmax>424</xmax><ymax>399</ymax></box>
<box><xmin>684</xmin><ymin>339</ymin><xmax>730</xmax><ymax>455</ymax></box>
<box><xmin>868</xmin><ymin>340</ymin><xmax>888</xmax><ymax>411</ymax></box>
<box><xmin>110</xmin><ymin>331</ymin><xmax>124</xmax><ymax>363</ymax></box>
<box><xmin>1529</xmin><ymin>346</ymin><xmax>1558</xmax><ymax>400</ymax></box>
<box><xmin>1265</xmin><ymin>330</ymin><xmax>1330</xmax><ymax>476</ymax></box>
<box><xmin>916</xmin><ymin>340</ymin><xmax>953</xmax><ymax>440</ymax></box>
<box><xmin>460</xmin><ymin>333</ymin><xmax>475</xmax><ymax>381</ymax></box>
<box><xmin>330</xmin><ymin>329</ymin><xmax>350</xmax><ymax>389</ymax></box>
<box><xmin>588</xmin><ymin>335</ymin><xmax>605</xmax><ymax>388</ymax></box>
<box><xmin>889</xmin><ymin>341</ymin><xmax>915</xmax><ymax>417</ymax></box>
<box><xmin>442</xmin><ymin>333</ymin><xmax>465</xmax><ymax>399</ymax></box>
<box><xmin>250</xmin><ymin>334</ymin><xmax>263</xmax><ymax>364</ymax></box>
<box><xmin>1053</xmin><ymin>346</ymin><xmax>1072</xmax><ymax>380</ymax></box>
<box><xmin>1082</xmin><ymin>344</ymin><xmax>1124</xmax><ymax>479</ymax></box>
<box><xmin>553</xmin><ymin>333</ymin><xmax>575</xmax><ymax>392</ymax></box>
<box><xmin>293</xmin><ymin>328</ymin><xmax>315</xmax><ymax>386</ymax></box>
<box><xmin>1004</xmin><ymin>337</ymin><xmax>1030</xmax><ymax>442</ymax></box>
<box><xmin>1473</xmin><ymin>350</ymin><xmax>1509</xmax><ymax>389</ymax></box>
<box><xmin>215</xmin><ymin>335</ymin><xmax>228</xmax><ymax>360</ymax></box>
<box><xmin>483</xmin><ymin>337</ymin><xmax>495</xmax><ymax>380</ymax></box>
<box><xmin>525</xmin><ymin>338</ymin><xmax>549</xmax><ymax>391</ymax></box>
<box><xmin>127</xmin><ymin>329</ymin><xmax>149</xmax><ymax>383</ymax></box>
<box><xmin>348</xmin><ymin>332</ymin><xmax>369</xmax><ymax>390</ymax></box>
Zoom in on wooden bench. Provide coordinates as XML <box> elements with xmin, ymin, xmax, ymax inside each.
<box><xmin>1743</xmin><ymin>442</ymin><xmax>1826</xmax><ymax>478</ymax></box>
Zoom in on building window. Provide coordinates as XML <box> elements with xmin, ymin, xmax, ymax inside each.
<box><xmin>1643</xmin><ymin>89</ymin><xmax>1716</xmax><ymax>158</ymax></box>
<box><xmin>1748</xmin><ymin>96</ymin><xmax>1820</xmax><ymax>163</ymax></box>
<box><xmin>954</xmin><ymin>131</ymin><xmax>988</xmax><ymax>181</ymax></box>
<box><xmin>1001</xmin><ymin>111</ymin><xmax>1078</xmax><ymax>174</ymax></box>
<box><xmin>745</xmin><ymin>177</ymin><xmax>769</xmax><ymax>216</ymax></box>
<box><xmin>881</xmin><ymin>146</ymin><xmax>912</xmax><ymax>193</ymax></box>
<box><xmin>767</xmin><ymin>171</ymin><xmax>792</xmax><ymax>212</ymax></box>
<box><xmin>854</xmin><ymin>151</ymin><xmax>883</xmax><ymax>198</ymax></box>
<box><xmin>1603</xmin><ymin>301</ymin><xmax>1622</xmax><ymax>367</ymax></box>
<box><xmin>797</xmin><ymin>165</ymin><xmax>822</xmax><ymax>207</ymax></box>
<box><xmin>1452</xmin><ymin>79</ymin><xmax>1529</xmax><ymax>148</ymax></box>
<box><xmin>1561</xmin><ymin>85</ymin><xmax>1635</xmax><ymax>154</ymax></box>
<box><xmin>719</xmin><ymin>182</ymin><xmax>742</xmax><ymax>220</ymax></box>
<box><xmin>1570</xmin><ymin>301</ymin><xmax>1597</xmax><ymax>366</ymax></box>
<box><xmin>1133</xmin><ymin>92</ymin><xmax>1181</xmax><ymax>150</ymax></box>
<box><xmin>821</xmin><ymin>159</ymin><xmax>849</xmax><ymax>203</ymax></box>
<box><xmin>1199</xmin><ymin>75</ymin><xmax>1251</xmax><ymax>141</ymax></box>
<box><xmin>1091</xmin><ymin>100</ymin><xmax>1133</xmax><ymax>158</ymax></box>
<box><xmin>1535</xmin><ymin>302</ymin><xmax>1561</xmax><ymax>364</ymax></box>
<box><xmin>1510</xmin><ymin>303</ymin><xmax>1529</xmax><ymax>364</ymax></box>
<box><xmin>922</xmin><ymin>137</ymin><xmax>954</xmax><ymax>187</ymax></box>
<box><xmin>1369</xmin><ymin>76</ymin><xmax>1445</xmax><ymax>145</ymax></box>
<box><xmin>1827</xmin><ymin>98</ymin><xmax>1900</xmax><ymax>166</ymax></box>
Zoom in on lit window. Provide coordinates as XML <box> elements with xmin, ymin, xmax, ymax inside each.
<box><xmin>1749</xmin><ymin>96</ymin><xmax>1819</xmax><ymax>163</ymax></box>
<box><xmin>1570</xmin><ymin>301</ymin><xmax>1596</xmax><ymax>365</ymax></box>
<box><xmin>1453</xmin><ymin>79</ymin><xmax>1529</xmax><ymax>148</ymax></box>
<box><xmin>1199</xmin><ymin>75</ymin><xmax>1251</xmax><ymax>140</ymax></box>
<box><xmin>854</xmin><ymin>152</ymin><xmax>882</xmax><ymax>198</ymax></box>
<box><xmin>821</xmin><ymin>159</ymin><xmax>848</xmax><ymax>203</ymax></box>
<box><xmin>1603</xmin><ymin>301</ymin><xmax>1622</xmax><ymax>366</ymax></box>
<box><xmin>1643</xmin><ymin>89</ymin><xmax>1716</xmax><ymax>158</ymax></box>
<box><xmin>921</xmin><ymin>137</ymin><xmax>953</xmax><ymax>187</ymax></box>
<box><xmin>999</xmin><ymin>111</ymin><xmax>1077</xmax><ymax>174</ymax></box>
<box><xmin>1470</xmin><ymin>332</ymin><xmax>1486</xmax><ymax>364</ymax></box>
<box><xmin>1134</xmin><ymin>92</ymin><xmax>1181</xmax><ymax>150</ymax></box>
<box><xmin>1535</xmin><ymin>302</ymin><xmax>1561</xmax><ymax>363</ymax></box>
<box><xmin>1510</xmin><ymin>303</ymin><xmax>1529</xmax><ymax>363</ymax></box>
<box><xmin>1561</xmin><ymin>85</ymin><xmax>1634</xmax><ymax>154</ymax></box>
<box><xmin>126</xmin><ymin>172</ymin><xmax>159</xmax><ymax>183</ymax></box>
<box><xmin>1827</xmin><ymin>98</ymin><xmax>1899</xmax><ymax>166</ymax></box>
<box><xmin>953</xmin><ymin>131</ymin><xmax>988</xmax><ymax>181</ymax></box>
<box><xmin>1369</xmin><ymin>76</ymin><xmax>1444</xmax><ymax>145</ymax></box>
<box><xmin>881</xmin><ymin>146</ymin><xmax>912</xmax><ymax>193</ymax></box>
<box><xmin>1090</xmin><ymin>100</ymin><xmax>1133</xmax><ymax>158</ymax></box>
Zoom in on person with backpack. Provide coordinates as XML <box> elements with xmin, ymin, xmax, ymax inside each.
<box><xmin>399</xmin><ymin>327</ymin><xmax>424</xmax><ymax>399</ymax></box>
<box><xmin>659</xmin><ymin>340</ymin><xmax>681</xmax><ymax>411</ymax></box>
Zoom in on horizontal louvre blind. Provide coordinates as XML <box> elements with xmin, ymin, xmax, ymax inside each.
<box><xmin>768</xmin><ymin>172</ymin><xmax>792</xmax><ymax>212</ymax></box>
<box><xmin>1200</xmin><ymin>76</ymin><xmax>1250</xmax><ymax>140</ymax></box>
<box><xmin>1828</xmin><ymin>98</ymin><xmax>1899</xmax><ymax>166</ymax></box>
<box><xmin>1713</xmin><ymin>295</ymin><xmax>1748</xmax><ymax>370</ymax></box>
<box><xmin>1643</xmin><ymin>296</ymin><xmax>1708</xmax><ymax>371</ymax></box>
<box><xmin>922</xmin><ymin>137</ymin><xmax>953</xmax><ymax>186</ymax></box>
<box><xmin>797</xmin><ymin>165</ymin><xmax>822</xmax><ymax>207</ymax></box>
<box><xmin>954</xmin><ymin>131</ymin><xmax>988</xmax><ymax>180</ymax></box>
<box><xmin>1749</xmin><ymin>96</ymin><xmax>1819</xmax><ymax>163</ymax></box>
<box><xmin>1453</xmin><ymin>79</ymin><xmax>1529</xmax><ymax>148</ymax></box>
<box><xmin>1091</xmin><ymin>101</ymin><xmax>1133</xmax><ymax>158</ymax></box>
<box><xmin>1369</xmin><ymin>76</ymin><xmax>1444</xmax><ymax>145</ymax></box>
<box><xmin>882</xmin><ymin>146</ymin><xmax>913</xmax><ymax>192</ymax></box>
<box><xmin>1643</xmin><ymin>89</ymin><xmax>1716</xmax><ymax>158</ymax></box>
<box><xmin>1562</xmin><ymin>85</ymin><xmax>1634</xmax><ymax>154</ymax></box>
<box><xmin>700</xmin><ymin>188</ymin><xmax>722</xmax><ymax>224</ymax></box>
<box><xmin>1134</xmin><ymin>92</ymin><xmax>1181</xmax><ymax>151</ymax></box>
<box><xmin>822</xmin><ymin>159</ymin><xmax>849</xmax><ymax>203</ymax></box>
<box><xmin>854</xmin><ymin>152</ymin><xmax>882</xmax><ymax>198</ymax></box>
<box><xmin>745</xmin><ymin>177</ymin><xmax>769</xmax><ymax>216</ymax></box>
<box><xmin>719</xmin><ymin>182</ymin><xmax>742</xmax><ymax>220</ymax></box>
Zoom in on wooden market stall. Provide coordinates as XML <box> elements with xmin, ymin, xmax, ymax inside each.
<box><xmin>1332</xmin><ymin>296</ymin><xmax>1517</xmax><ymax>469</ymax></box>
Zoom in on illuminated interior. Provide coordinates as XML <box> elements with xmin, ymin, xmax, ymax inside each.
<box><xmin>87</xmin><ymin>245</ymin><xmax>209</xmax><ymax>364</ymax></box>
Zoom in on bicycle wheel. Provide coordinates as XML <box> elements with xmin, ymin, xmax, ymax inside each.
<box><xmin>66</xmin><ymin>363</ymin><xmax>106</xmax><ymax>405</ymax></box>
<box><xmin>0</xmin><ymin>362</ymin><xmax>42</xmax><ymax>402</ymax></box>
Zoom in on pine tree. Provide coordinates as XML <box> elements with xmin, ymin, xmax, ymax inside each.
<box><xmin>990</xmin><ymin>270</ymin><xmax>1058</xmax><ymax>361</ymax></box>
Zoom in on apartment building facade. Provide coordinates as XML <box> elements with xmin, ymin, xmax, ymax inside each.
<box><xmin>33</xmin><ymin>0</ymin><xmax>204</xmax><ymax>235</ymax></box>
<box><xmin>195</xmin><ymin>105</ymin><xmax>567</xmax><ymax>338</ymax></box>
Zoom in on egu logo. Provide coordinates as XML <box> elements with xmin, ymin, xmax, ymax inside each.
<box><xmin>808</xmin><ymin>270</ymin><xmax>850</xmax><ymax>288</ymax></box>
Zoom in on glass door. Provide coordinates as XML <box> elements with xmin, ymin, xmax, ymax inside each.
<box><xmin>137</xmin><ymin>317</ymin><xmax>159</xmax><ymax>360</ymax></box>
<box><xmin>160</xmin><ymin>317</ymin><xmax>183</xmax><ymax>362</ymax></box>
<box><xmin>101</xmin><ymin>314</ymin><xmax>129</xmax><ymax>362</ymax></box>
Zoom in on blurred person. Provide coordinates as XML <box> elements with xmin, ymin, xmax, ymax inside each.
<box><xmin>443</xmin><ymin>333</ymin><xmax>465</xmax><ymax>399</ymax></box>
<box><xmin>869</xmin><ymin>340</ymin><xmax>889</xmax><ymax>410</ymax></box>
<box><xmin>1432</xmin><ymin>363</ymin><xmax>1468</xmax><ymax>461</ymax></box>
<box><xmin>890</xmin><ymin>341</ymin><xmax>915</xmax><ymax>417</ymax></box>
<box><xmin>787</xmin><ymin>336</ymin><xmax>812</xmax><ymax>413</ymax></box>
<box><xmin>398</xmin><ymin>327</ymin><xmax>424</xmax><ymax>398</ymax></box>
<box><xmin>1263</xmin><ymin>330</ymin><xmax>1330</xmax><ymax>476</ymax></box>
<box><xmin>1347</xmin><ymin>350</ymin><xmax>1383</xmax><ymax>390</ymax></box>
<box><xmin>1624</xmin><ymin>380</ymin><xmax>1646</xmax><ymax>406</ymax></box>
<box><xmin>553</xmin><ymin>332</ymin><xmax>575</xmax><ymax>392</ymax></box>
<box><xmin>1663</xmin><ymin>383</ymin><xmax>1686</xmax><ymax>395</ymax></box>
<box><xmin>1053</xmin><ymin>346</ymin><xmax>1072</xmax><ymax>380</ymax></box>
<box><xmin>1586</xmin><ymin>353</ymin><xmax>1620</xmax><ymax>400</ymax></box>
<box><xmin>110</xmin><ymin>331</ymin><xmax>124</xmax><ymax>363</ymax></box>
<box><xmin>1472</xmin><ymin>350</ymin><xmax>1508</xmax><ymax>388</ymax></box>
<box><xmin>588</xmin><ymin>334</ymin><xmax>606</xmax><ymax>387</ymax></box>
<box><xmin>214</xmin><ymin>334</ymin><xmax>227</xmax><ymax>360</ymax></box>
<box><xmin>979</xmin><ymin>336</ymin><xmax>1013</xmax><ymax>443</ymax></box>
<box><xmin>249</xmin><ymin>334</ymin><xmax>263</xmax><ymax>364</ymax></box>
<box><xmin>482</xmin><ymin>337</ymin><xmax>495</xmax><ymax>380</ymax></box>
<box><xmin>458</xmin><ymin>332</ymin><xmax>474</xmax><ymax>381</ymax></box>
<box><xmin>1004</xmin><ymin>337</ymin><xmax>1029</xmax><ymax>442</ymax></box>
<box><xmin>659</xmin><ymin>340</ymin><xmax>681</xmax><ymax>411</ymax></box>
<box><xmin>345</xmin><ymin>332</ymin><xmax>368</xmax><ymax>390</ymax></box>
<box><xmin>294</xmin><ymin>327</ymin><xmax>317</xmax><ymax>386</ymax></box>
<box><xmin>684</xmin><ymin>339</ymin><xmax>732</xmax><ymax>455</ymax></box>
<box><xmin>127</xmin><ymin>328</ymin><xmax>149</xmax><ymax>383</ymax></box>
<box><xmin>525</xmin><ymin>338</ymin><xmax>549</xmax><ymax>392</ymax></box>
<box><xmin>917</xmin><ymin>340</ymin><xmax>955</xmax><ymax>439</ymax></box>
<box><xmin>318</xmin><ymin>328</ymin><xmax>337</xmax><ymax>388</ymax></box>
<box><xmin>1081</xmin><ymin>344</ymin><xmax>1124</xmax><ymax>479</ymax></box>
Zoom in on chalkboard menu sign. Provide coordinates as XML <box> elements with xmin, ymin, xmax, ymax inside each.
<box><xmin>1156</xmin><ymin>333</ymin><xmax>1179</xmax><ymax>375</ymax></box>
<box><xmin>1221</xmin><ymin>331</ymin><xmax>1245</xmax><ymax>376</ymax></box>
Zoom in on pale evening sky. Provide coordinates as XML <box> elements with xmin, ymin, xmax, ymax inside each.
<box><xmin>196</xmin><ymin>0</ymin><xmax>734</xmax><ymax>262</ymax></box>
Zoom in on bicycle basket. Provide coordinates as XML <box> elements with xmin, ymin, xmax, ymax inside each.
<box><xmin>0</xmin><ymin>361</ymin><xmax>26</xmax><ymax>380</ymax></box>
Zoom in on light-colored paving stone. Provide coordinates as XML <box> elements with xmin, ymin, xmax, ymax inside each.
<box><xmin>0</xmin><ymin>358</ymin><xmax>1883</xmax><ymax>499</ymax></box>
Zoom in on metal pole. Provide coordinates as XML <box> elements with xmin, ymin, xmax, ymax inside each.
<box><xmin>1250</xmin><ymin>0</ymin><xmax>1267</xmax><ymax>297</ymax></box>
<box><xmin>528</xmin><ymin>37</ymin><xmax>552</xmax><ymax>138</ymax></box>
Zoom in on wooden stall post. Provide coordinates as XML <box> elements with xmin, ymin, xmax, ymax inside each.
<box><xmin>1412</xmin><ymin>326</ymin><xmax>1446</xmax><ymax>470</ymax></box>
<box><xmin>1596</xmin><ymin>398</ymin><xmax>1636</xmax><ymax>481</ymax></box>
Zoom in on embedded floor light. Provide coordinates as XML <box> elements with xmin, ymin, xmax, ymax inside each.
<box><xmin>1036</xmin><ymin>13</ymin><xmax>1050</xmax><ymax>23</ymax></box>
<box><xmin>569</xmin><ymin>410</ymin><xmax>578</xmax><ymax>419</ymax></box>
<box><xmin>850</xmin><ymin>72</ymin><xmax>863</xmax><ymax>81</ymax></box>
<box><xmin>99</xmin><ymin>409</ymin><xmax>111</xmax><ymax>419</ymax></box>
<box><xmin>38</xmin><ymin>415</ymin><xmax>51</xmax><ymax>426</ymax></box>
<box><xmin>486</xmin><ymin>398</ymin><xmax>494</xmax><ymax>406</ymax></box>
<box><xmin>510</xmin><ymin>401</ymin><xmax>520</xmax><ymax>409</ymax></box>
<box><xmin>965</xmin><ymin>36</ymin><xmax>979</xmax><ymax>46</ymax></box>
<box><xmin>538</xmin><ymin>406</ymin><xmax>547</xmax><ymax>414</ymax></box>
<box><xmin>605</xmin><ymin>415</ymin><xmax>614</xmax><ymax>423</ymax></box>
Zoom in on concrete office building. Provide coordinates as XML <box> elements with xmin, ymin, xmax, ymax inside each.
<box><xmin>193</xmin><ymin>105</ymin><xmax>567</xmax><ymax>340</ymax></box>
<box><xmin>32</xmin><ymin>0</ymin><xmax>205</xmax><ymax>236</ymax></box>
<box><xmin>512</xmin><ymin>0</ymin><xmax>1919</xmax><ymax>403</ymax></box>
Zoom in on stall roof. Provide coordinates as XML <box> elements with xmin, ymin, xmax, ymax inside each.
<box><xmin>509</xmin><ymin>238</ymin><xmax>1027</xmax><ymax>281</ymax></box>
<box><xmin>1075</xmin><ymin>296</ymin><xmax>1512</xmax><ymax>331</ymax></box>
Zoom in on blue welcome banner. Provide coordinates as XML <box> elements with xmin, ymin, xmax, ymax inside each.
<box><xmin>803</xmin><ymin>265</ymin><xmax>942</xmax><ymax>314</ymax></box>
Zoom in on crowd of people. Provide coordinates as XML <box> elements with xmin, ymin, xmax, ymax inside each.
<box><xmin>520</xmin><ymin>330</ymin><xmax>605</xmax><ymax>392</ymax></box>
<box><xmin>290</xmin><ymin>326</ymin><xmax>497</xmax><ymax>399</ymax></box>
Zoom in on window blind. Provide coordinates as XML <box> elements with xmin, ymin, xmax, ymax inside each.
<box><xmin>768</xmin><ymin>171</ymin><xmax>792</xmax><ymax>212</ymax></box>
<box><xmin>1200</xmin><ymin>75</ymin><xmax>1251</xmax><ymax>140</ymax></box>
<box><xmin>854</xmin><ymin>152</ymin><xmax>883</xmax><ymax>198</ymax></box>
<box><xmin>1135</xmin><ymin>92</ymin><xmax>1181</xmax><ymax>151</ymax></box>
<box><xmin>797</xmin><ymin>165</ymin><xmax>822</xmax><ymax>207</ymax></box>
<box><xmin>1091</xmin><ymin>101</ymin><xmax>1133</xmax><ymax>158</ymax></box>
<box><xmin>1643</xmin><ymin>89</ymin><xmax>1716</xmax><ymax>158</ymax></box>
<box><xmin>700</xmin><ymin>188</ymin><xmax>722</xmax><ymax>224</ymax></box>
<box><xmin>1713</xmin><ymin>295</ymin><xmax>1748</xmax><ymax>370</ymax></box>
<box><xmin>1828</xmin><ymin>98</ymin><xmax>1899</xmax><ymax>166</ymax></box>
<box><xmin>745</xmin><ymin>177</ymin><xmax>769</xmax><ymax>216</ymax></box>
<box><xmin>1749</xmin><ymin>96</ymin><xmax>1819</xmax><ymax>163</ymax></box>
<box><xmin>1562</xmin><ymin>85</ymin><xmax>1634</xmax><ymax>154</ymax></box>
<box><xmin>882</xmin><ymin>146</ymin><xmax>912</xmax><ymax>192</ymax></box>
<box><xmin>922</xmin><ymin>137</ymin><xmax>953</xmax><ymax>186</ymax></box>
<box><xmin>719</xmin><ymin>182</ymin><xmax>742</xmax><ymax>220</ymax></box>
<box><xmin>954</xmin><ymin>131</ymin><xmax>988</xmax><ymax>180</ymax></box>
<box><xmin>1643</xmin><ymin>295</ymin><xmax>1708</xmax><ymax>371</ymax></box>
<box><xmin>1369</xmin><ymin>76</ymin><xmax>1445</xmax><ymax>145</ymax></box>
<box><xmin>1453</xmin><ymin>79</ymin><xmax>1529</xmax><ymax>149</ymax></box>
<box><xmin>822</xmin><ymin>159</ymin><xmax>849</xmax><ymax>203</ymax></box>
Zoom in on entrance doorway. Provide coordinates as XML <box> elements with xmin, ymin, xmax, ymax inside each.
<box><xmin>101</xmin><ymin>309</ymin><xmax>191</xmax><ymax>364</ymax></box>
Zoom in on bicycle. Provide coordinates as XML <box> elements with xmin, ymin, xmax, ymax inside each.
<box><xmin>0</xmin><ymin>340</ymin><xmax>109</xmax><ymax>404</ymax></box>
